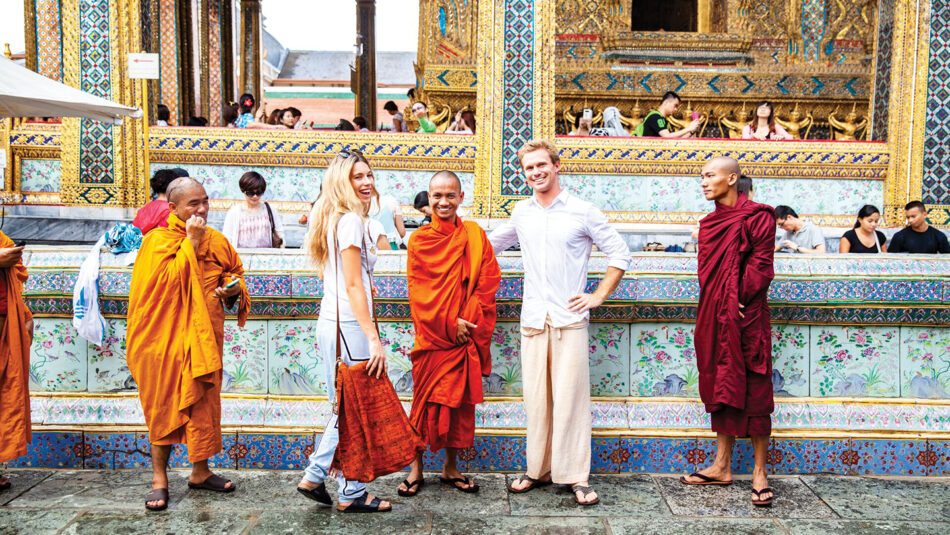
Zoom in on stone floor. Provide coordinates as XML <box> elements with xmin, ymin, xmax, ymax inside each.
<box><xmin>1</xmin><ymin>470</ymin><xmax>949</xmax><ymax>534</ymax></box>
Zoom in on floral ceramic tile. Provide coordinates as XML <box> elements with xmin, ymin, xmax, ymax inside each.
<box><xmin>268</xmin><ymin>319</ymin><xmax>325</xmax><ymax>395</ymax></box>
<box><xmin>630</xmin><ymin>323</ymin><xmax>699</xmax><ymax>397</ymax></box>
<box><xmin>373</xmin><ymin>169</ymin><xmax>475</xmax><ymax>208</ymax></box>
<box><xmin>87</xmin><ymin>318</ymin><xmax>134</xmax><ymax>392</ymax></box>
<box><xmin>488</xmin><ymin>322</ymin><xmax>523</xmax><ymax>396</ymax></box>
<box><xmin>153</xmin><ymin>163</ymin><xmax>322</xmax><ymax>202</ymax></box>
<box><xmin>20</xmin><ymin>158</ymin><xmax>61</xmax><ymax>193</ymax></box>
<box><xmin>755</xmin><ymin>178</ymin><xmax>884</xmax><ymax>215</ymax></box>
<box><xmin>560</xmin><ymin>174</ymin><xmax>710</xmax><ymax>213</ymax></box>
<box><xmin>900</xmin><ymin>327</ymin><xmax>950</xmax><ymax>398</ymax></box>
<box><xmin>222</xmin><ymin>320</ymin><xmax>268</xmax><ymax>394</ymax></box>
<box><xmin>589</xmin><ymin>323</ymin><xmax>630</xmax><ymax>396</ymax></box>
<box><xmin>771</xmin><ymin>324</ymin><xmax>809</xmax><ymax>397</ymax></box>
<box><xmin>811</xmin><ymin>326</ymin><xmax>899</xmax><ymax>397</ymax></box>
<box><xmin>377</xmin><ymin>321</ymin><xmax>416</xmax><ymax>394</ymax></box>
<box><xmin>30</xmin><ymin>318</ymin><xmax>87</xmax><ymax>391</ymax></box>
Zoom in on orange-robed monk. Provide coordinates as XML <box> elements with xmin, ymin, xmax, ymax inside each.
<box><xmin>398</xmin><ymin>170</ymin><xmax>501</xmax><ymax>497</ymax></box>
<box><xmin>0</xmin><ymin>232</ymin><xmax>34</xmax><ymax>492</ymax></box>
<box><xmin>126</xmin><ymin>177</ymin><xmax>250</xmax><ymax>512</ymax></box>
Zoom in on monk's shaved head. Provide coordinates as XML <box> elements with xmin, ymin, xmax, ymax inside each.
<box><xmin>429</xmin><ymin>170</ymin><xmax>462</xmax><ymax>193</ymax></box>
<box><xmin>708</xmin><ymin>156</ymin><xmax>741</xmax><ymax>178</ymax></box>
<box><xmin>166</xmin><ymin>177</ymin><xmax>204</xmax><ymax>204</ymax></box>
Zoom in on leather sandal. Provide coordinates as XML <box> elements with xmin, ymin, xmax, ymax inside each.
<box><xmin>440</xmin><ymin>476</ymin><xmax>479</xmax><ymax>494</ymax></box>
<box><xmin>571</xmin><ymin>484</ymin><xmax>600</xmax><ymax>506</ymax></box>
<box><xmin>145</xmin><ymin>488</ymin><xmax>168</xmax><ymax>512</ymax></box>
<box><xmin>297</xmin><ymin>482</ymin><xmax>332</xmax><ymax>505</ymax></box>
<box><xmin>752</xmin><ymin>487</ymin><xmax>774</xmax><ymax>507</ymax></box>
<box><xmin>188</xmin><ymin>474</ymin><xmax>236</xmax><ymax>493</ymax></box>
<box><xmin>397</xmin><ymin>478</ymin><xmax>424</xmax><ymax>497</ymax></box>
<box><xmin>338</xmin><ymin>492</ymin><xmax>392</xmax><ymax>513</ymax></box>
<box><xmin>507</xmin><ymin>473</ymin><xmax>552</xmax><ymax>494</ymax></box>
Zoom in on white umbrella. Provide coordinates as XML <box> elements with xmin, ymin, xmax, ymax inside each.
<box><xmin>0</xmin><ymin>55</ymin><xmax>142</xmax><ymax>124</ymax></box>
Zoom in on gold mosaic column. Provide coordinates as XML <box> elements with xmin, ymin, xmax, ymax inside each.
<box><xmin>238</xmin><ymin>0</ymin><xmax>262</xmax><ymax>102</ymax></box>
<box><xmin>60</xmin><ymin>0</ymin><xmax>149</xmax><ymax>207</ymax></box>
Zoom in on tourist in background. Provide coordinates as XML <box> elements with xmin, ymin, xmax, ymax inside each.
<box><xmin>222</xmin><ymin>172</ymin><xmax>285</xmax><ymax>249</ymax></box>
<box><xmin>738</xmin><ymin>174</ymin><xmax>754</xmax><ymax>200</ymax></box>
<box><xmin>413</xmin><ymin>191</ymin><xmax>432</xmax><ymax>225</ymax></box>
<box><xmin>264</xmin><ymin>108</ymin><xmax>282</xmax><ymax>126</ymax></box>
<box><xmin>840</xmin><ymin>205</ymin><xmax>887</xmax><ymax>253</ymax></box>
<box><xmin>222</xmin><ymin>102</ymin><xmax>239</xmax><ymax>127</ymax></box>
<box><xmin>335</xmin><ymin>119</ymin><xmax>356</xmax><ymax>131</ymax></box>
<box><xmin>569</xmin><ymin>114</ymin><xmax>593</xmax><ymax>136</ymax></box>
<box><xmin>186</xmin><ymin>116</ymin><xmax>208</xmax><ymax>127</ymax></box>
<box><xmin>353</xmin><ymin>116</ymin><xmax>370</xmax><ymax>132</ymax></box>
<box><xmin>384</xmin><ymin>100</ymin><xmax>408</xmax><ymax>132</ymax></box>
<box><xmin>234</xmin><ymin>94</ymin><xmax>256</xmax><ymax>128</ymax></box>
<box><xmin>282</xmin><ymin>107</ymin><xmax>302</xmax><ymax>129</ymax></box>
<box><xmin>634</xmin><ymin>91</ymin><xmax>699</xmax><ymax>138</ymax></box>
<box><xmin>133</xmin><ymin>168</ymin><xmax>189</xmax><ymax>235</ymax></box>
<box><xmin>446</xmin><ymin>109</ymin><xmax>475</xmax><ymax>134</ymax></box>
<box><xmin>774</xmin><ymin>206</ymin><xmax>826</xmax><ymax>253</ymax></box>
<box><xmin>156</xmin><ymin>104</ymin><xmax>170</xmax><ymax>127</ymax></box>
<box><xmin>295</xmin><ymin>149</ymin><xmax>393</xmax><ymax>513</ymax></box>
<box><xmin>412</xmin><ymin>102</ymin><xmax>437</xmax><ymax>133</ymax></box>
<box><xmin>489</xmin><ymin>139</ymin><xmax>630</xmax><ymax>506</ymax></box>
<box><xmin>742</xmin><ymin>101</ymin><xmax>792</xmax><ymax>141</ymax></box>
<box><xmin>370</xmin><ymin>193</ymin><xmax>407</xmax><ymax>250</ymax></box>
<box><xmin>889</xmin><ymin>201</ymin><xmax>950</xmax><ymax>254</ymax></box>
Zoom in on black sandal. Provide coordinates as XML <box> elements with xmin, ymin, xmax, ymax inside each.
<box><xmin>752</xmin><ymin>487</ymin><xmax>774</xmax><ymax>507</ymax></box>
<box><xmin>188</xmin><ymin>474</ymin><xmax>236</xmax><ymax>493</ymax></box>
<box><xmin>338</xmin><ymin>492</ymin><xmax>392</xmax><ymax>513</ymax></box>
<box><xmin>145</xmin><ymin>488</ymin><xmax>169</xmax><ymax>512</ymax></box>
<box><xmin>571</xmin><ymin>484</ymin><xmax>600</xmax><ymax>506</ymax></box>
<box><xmin>0</xmin><ymin>479</ymin><xmax>10</xmax><ymax>492</ymax></box>
<box><xmin>297</xmin><ymin>482</ymin><xmax>332</xmax><ymax>505</ymax></box>
<box><xmin>440</xmin><ymin>476</ymin><xmax>479</xmax><ymax>494</ymax></box>
<box><xmin>397</xmin><ymin>478</ymin><xmax>424</xmax><ymax>497</ymax></box>
<box><xmin>680</xmin><ymin>472</ymin><xmax>733</xmax><ymax>486</ymax></box>
<box><xmin>507</xmin><ymin>474</ymin><xmax>552</xmax><ymax>494</ymax></box>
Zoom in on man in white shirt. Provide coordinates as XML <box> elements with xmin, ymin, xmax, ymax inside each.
<box><xmin>489</xmin><ymin>139</ymin><xmax>630</xmax><ymax>506</ymax></box>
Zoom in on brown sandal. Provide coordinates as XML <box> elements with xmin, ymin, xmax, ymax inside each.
<box><xmin>571</xmin><ymin>484</ymin><xmax>600</xmax><ymax>506</ymax></box>
<box><xmin>188</xmin><ymin>474</ymin><xmax>236</xmax><ymax>493</ymax></box>
<box><xmin>507</xmin><ymin>474</ymin><xmax>552</xmax><ymax>494</ymax></box>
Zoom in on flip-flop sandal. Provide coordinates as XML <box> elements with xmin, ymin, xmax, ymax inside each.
<box><xmin>188</xmin><ymin>474</ymin><xmax>236</xmax><ymax>493</ymax></box>
<box><xmin>145</xmin><ymin>488</ymin><xmax>169</xmax><ymax>512</ymax></box>
<box><xmin>752</xmin><ymin>487</ymin><xmax>774</xmax><ymax>507</ymax></box>
<box><xmin>440</xmin><ymin>476</ymin><xmax>479</xmax><ymax>494</ymax></box>
<box><xmin>507</xmin><ymin>474</ymin><xmax>552</xmax><ymax>494</ymax></box>
<box><xmin>680</xmin><ymin>472</ymin><xmax>733</xmax><ymax>486</ymax></box>
<box><xmin>397</xmin><ymin>478</ymin><xmax>424</xmax><ymax>497</ymax></box>
<box><xmin>297</xmin><ymin>482</ymin><xmax>332</xmax><ymax>505</ymax></box>
<box><xmin>337</xmin><ymin>492</ymin><xmax>392</xmax><ymax>513</ymax></box>
<box><xmin>571</xmin><ymin>484</ymin><xmax>600</xmax><ymax>506</ymax></box>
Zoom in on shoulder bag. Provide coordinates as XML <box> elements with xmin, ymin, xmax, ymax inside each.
<box><xmin>264</xmin><ymin>202</ymin><xmax>284</xmax><ymax>248</ymax></box>
<box><xmin>329</xmin><ymin>216</ymin><xmax>424</xmax><ymax>482</ymax></box>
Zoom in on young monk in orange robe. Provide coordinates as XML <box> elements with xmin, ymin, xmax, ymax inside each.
<box><xmin>681</xmin><ymin>157</ymin><xmax>776</xmax><ymax>507</ymax></box>
<box><xmin>398</xmin><ymin>170</ymin><xmax>501</xmax><ymax>496</ymax></box>
<box><xmin>0</xmin><ymin>233</ymin><xmax>34</xmax><ymax>491</ymax></box>
<box><xmin>127</xmin><ymin>178</ymin><xmax>250</xmax><ymax>511</ymax></box>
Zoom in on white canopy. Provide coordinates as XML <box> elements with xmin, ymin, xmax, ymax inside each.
<box><xmin>0</xmin><ymin>56</ymin><xmax>142</xmax><ymax>124</ymax></box>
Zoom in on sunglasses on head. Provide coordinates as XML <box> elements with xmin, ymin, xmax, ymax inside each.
<box><xmin>338</xmin><ymin>148</ymin><xmax>363</xmax><ymax>158</ymax></box>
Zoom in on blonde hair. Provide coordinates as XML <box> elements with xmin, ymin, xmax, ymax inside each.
<box><xmin>516</xmin><ymin>138</ymin><xmax>560</xmax><ymax>166</ymax></box>
<box><xmin>304</xmin><ymin>151</ymin><xmax>377</xmax><ymax>272</ymax></box>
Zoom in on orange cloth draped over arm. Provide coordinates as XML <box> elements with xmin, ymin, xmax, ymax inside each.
<box><xmin>0</xmin><ymin>231</ymin><xmax>34</xmax><ymax>462</ymax></box>
<box><xmin>407</xmin><ymin>217</ymin><xmax>500</xmax><ymax>451</ymax></box>
<box><xmin>126</xmin><ymin>214</ymin><xmax>249</xmax><ymax>461</ymax></box>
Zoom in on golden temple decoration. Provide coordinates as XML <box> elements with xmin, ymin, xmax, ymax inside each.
<box><xmin>829</xmin><ymin>104</ymin><xmax>869</xmax><ymax>141</ymax></box>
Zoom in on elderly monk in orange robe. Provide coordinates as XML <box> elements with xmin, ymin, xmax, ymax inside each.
<box><xmin>681</xmin><ymin>157</ymin><xmax>776</xmax><ymax>507</ymax></box>
<box><xmin>127</xmin><ymin>177</ymin><xmax>250</xmax><ymax>511</ymax></box>
<box><xmin>397</xmin><ymin>170</ymin><xmax>501</xmax><ymax>497</ymax></box>
<box><xmin>0</xmin><ymin>234</ymin><xmax>34</xmax><ymax>491</ymax></box>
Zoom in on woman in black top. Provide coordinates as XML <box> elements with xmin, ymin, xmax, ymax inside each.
<box><xmin>840</xmin><ymin>205</ymin><xmax>887</xmax><ymax>253</ymax></box>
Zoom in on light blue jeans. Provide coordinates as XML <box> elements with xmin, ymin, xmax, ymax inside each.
<box><xmin>302</xmin><ymin>319</ymin><xmax>369</xmax><ymax>502</ymax></box>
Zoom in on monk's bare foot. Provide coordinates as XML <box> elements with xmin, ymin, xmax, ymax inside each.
<box><xmin>751</xmin><ymin>467</ymin><xmax>772</xmax><ymax>503</ymax></box>
<box><xmin>148</xmin><ymin>473</ymin><xmax>169</xmax><ymax>509</ymax></box>
<box><xmin>682</xmin><ymin>465</ymin><xmax>732</xmax><ymax>485</ymax></box>
<box><xmin>508</xmin><ymin>472</ymin><xmax>551</xmax><ymax>492</ymax></box>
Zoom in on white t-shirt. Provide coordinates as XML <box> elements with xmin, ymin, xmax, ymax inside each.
<box><xmin>320</xmin><ymin>213</ymin><xmax>377</xmax><ymax>322</ymax></box>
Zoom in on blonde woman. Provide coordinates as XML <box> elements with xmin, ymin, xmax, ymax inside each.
<box><xmin>295</xmin><ymin>149</ymin><xmax>392</xmax><ymax>513</ymax></box>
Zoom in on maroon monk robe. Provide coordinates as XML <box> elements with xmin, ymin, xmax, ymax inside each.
<box><xmin>695</xmin><ymin>193</ymin><xmax>776</xmax><ymax>437</ymax></box>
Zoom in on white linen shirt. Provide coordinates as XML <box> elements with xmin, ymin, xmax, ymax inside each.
<box><xmin>488</xmin><ymin>190</ymin><xmax>631</xmax><ymax>329</ymax></box>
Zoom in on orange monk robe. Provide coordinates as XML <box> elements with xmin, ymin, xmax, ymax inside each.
<box><xmin>407</xmin><ymin>216</ymin><xmax>500</xmax><ymax>451</ymax></box>
<box><xmin>0</xmin><ymin>231</ymin><xmax>34</xmax><ymax>463</ymax></box>
<box><xmin>127</xmin><ymin>214</ymin><xmax>250</xmax><ymax>462</ymax></box>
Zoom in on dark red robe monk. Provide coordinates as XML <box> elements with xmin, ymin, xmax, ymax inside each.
<box><xmin>695</xmin><ymin>193</ymin><xmax>776</xmax><ymax>437</ymax></box>
<box><xmin>407</xmin><ymin>216</ymin><xmax>501</xmax><ymax>451</ymax></box>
